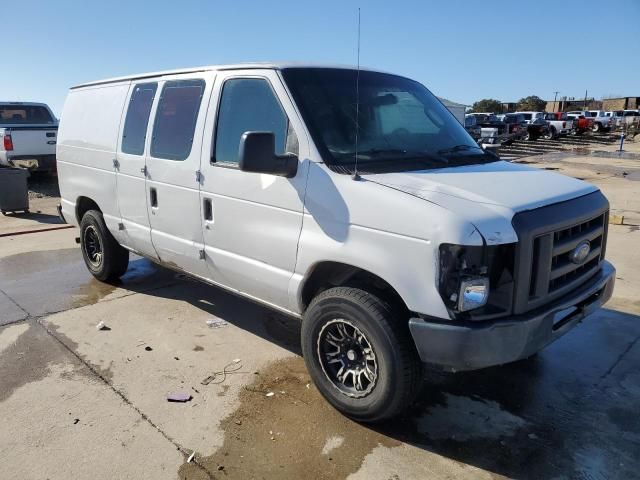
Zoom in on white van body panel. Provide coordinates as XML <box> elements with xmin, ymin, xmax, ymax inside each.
<box><xmin>144</xmin><ymin>72</ymin><xmax>215</xmax><ymax>278</ymax></box>
<box><xmin>199</xmin><ymin>69</ymin><xmax>310</xmax><ymax>308</ymax></box>
<box><xmin>362</xmin><ymin>161</ymin><xmax>598</xmax><ymax>245</ymax></box>
<box><xmin>115</xmin><ymin>82</ymin><xmax>158</xmax><ymax>260</ymax></box>
<box><xmin>293</xmin><ymin>162</ymin><xmax>483</xmax><ymax>317</ymax></box>
<box><xmin>57</xmin><ymin>83</ymin><xmax>129</xmax><ymax>243</ymax></box>
<box><xmin>57</xmin><ymin>63</ymin><xmax>609</xmax><ymax>324</ymax></box>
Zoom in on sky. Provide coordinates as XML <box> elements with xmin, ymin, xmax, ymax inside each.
<box><xmin>4</xmin><ymin>0</ymin><xmax>639</xmax><ymax>116</ymax></box>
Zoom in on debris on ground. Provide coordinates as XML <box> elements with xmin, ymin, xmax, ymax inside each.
<box><xmin>201</xmin><ymin>359</ymin><xmax>243</xmax><ymax>385</ymax></box>
<box><xmin>144</xmin><ymin>346</ymin><xmax>153</xmax><ymax>351</ymax></box>
<box><xmin>610</xmin><ymin>214</ymin><xmax>625</xmax><ymax>225</ymax></box>
<box><xmin>266</xmin><ymin>392</ymin><xmax>275</xmax><ymax>397</ymax></box>
<box><xmin>167</xmin><ymin>391</ymin><xmax>192</xmax><ymax>403</ymax></box>
<box><xmin>206</xmin><ymin>318</ymin><xmax>228</xmax><ymax>328</ymax></box>
<box><xmin>96</xmin><ymin>321</ymin><xmax>110</xmax><ymax>331</ymax></box>
<box><xmin>73</xmin><ymin>418</ymin><xmax>80</xmax><ymax>425</ymax></box>
<box><xmin>187</xmin><ymin>452</ymin><xmax>195</xmax><ymax>463</ymax></box>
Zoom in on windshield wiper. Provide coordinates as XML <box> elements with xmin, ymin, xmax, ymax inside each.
<box><xmin>436</xmin><ymin>144</ymin><xmax>484</xmax><ymax>155</ymax></box>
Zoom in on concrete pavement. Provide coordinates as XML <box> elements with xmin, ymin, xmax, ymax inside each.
<box><xmin>1</xmin><ymin>147</ymin><xmax>640</xmax><ymax>479</ymax></box>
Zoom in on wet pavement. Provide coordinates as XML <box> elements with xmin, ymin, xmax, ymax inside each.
<box><xmin>1</xmin><ymin>151</ymin><xmax>640</xmax><ymax>479</ymax></box>
<box><xmin>1</xmin><ymin>235</ymin><xmax>639</xmax><ymax>479</ymax></box>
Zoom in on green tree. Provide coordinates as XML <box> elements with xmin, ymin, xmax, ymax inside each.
<box><xmin>471</xmin><ymin>99</ymin><xmax>502</xmax><ymax>113</ymax></box>
<box><xmin>517</xmin><ymin>95</ymin><xmax>547</xmax><ymax>111</ymax></box>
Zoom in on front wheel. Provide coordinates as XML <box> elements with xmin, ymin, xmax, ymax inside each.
<box><xmin>593</xmin><ymin>123</ymin><xmax>601</xmax><ymax>132</ymax></box>
<box><xmin>301</xmin><ymin>287</ymin><xmax>422</xmax><ymax>422</ymax></box>
<box><xmin>80</xmin><ymin>210</ymin><xmax>129</xmax><ymax>282</ymax></box>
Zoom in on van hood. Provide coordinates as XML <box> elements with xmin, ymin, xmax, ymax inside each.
<box><xmin>363</xmin><ymin>160</ymin><xmax>598</xmax><ymax>244</ymax></box>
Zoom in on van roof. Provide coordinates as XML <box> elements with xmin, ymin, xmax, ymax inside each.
<box><xmin>70</xmin><ymin>63</ymin><xmax>381</xmax><ymax>89</ymax></box>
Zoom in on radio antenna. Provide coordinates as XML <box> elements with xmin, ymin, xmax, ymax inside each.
<box><xmin>352</xmin><ymin>7</ymin><xmax>362</xmax><ymax>181</ymax></box>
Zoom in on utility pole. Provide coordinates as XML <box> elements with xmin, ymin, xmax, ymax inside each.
<box><xmin>584</xmin><ymin>89</ymin><xmax>588</xmax><ymax>109</ymax></box>
<box><xmin>553</xmin><ymin>91</ymin><xmax>559</xmax><ymax>112</ymax></box>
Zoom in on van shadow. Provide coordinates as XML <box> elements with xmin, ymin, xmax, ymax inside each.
<box><xmin>115</xmin><ymin>259</ymin><xmax>640</xmax><ymax>479</ymax></box>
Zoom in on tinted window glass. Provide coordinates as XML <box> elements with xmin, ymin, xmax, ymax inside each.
<box><xmin>215</xmin><ymin>78</ymin><xmax>289</xmax><ymax>164</ymax></box>
<box><xmin>0</xmin><ymin>105</ymin><xmax>54</xmax><ymax>125</ymax></box>
<box><xmin>151</xmin><ymin>79</ymin><xmax>205</xmax><ymax>160</ymax></box>
<box><xmin>122</xmin><ymin>83</ymin><xmax>157</xmax><ymax>155</ymax></box>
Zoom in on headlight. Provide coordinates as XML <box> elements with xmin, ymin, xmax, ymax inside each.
<box><xmin>459</xmin><ymin>277</ymin><xmax>490</xmax><ymax>311</ymax></box>
<box><xmin>438</xmin><ymin>243</ymin><xmax>516</xmax><ymax>319</ymax></box>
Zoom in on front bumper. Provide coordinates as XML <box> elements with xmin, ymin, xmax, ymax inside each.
<box><xmin>409</xmin><ymin>261</ymin><xmax>615</xmax><ymax>372</ymax></box>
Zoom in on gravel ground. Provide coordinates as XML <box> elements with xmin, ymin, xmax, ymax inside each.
<box><xmin>27</xmin><ymin>172</ymin><xmax>60</xmax><ymax>200</ymax></box>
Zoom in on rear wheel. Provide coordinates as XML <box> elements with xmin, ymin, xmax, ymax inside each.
<box><xmin>593</xmin><ymin>122</ymin><xmax>601</xmax><ymax>132</ymax></box>
<box><xmin>80</xmin><ymin>210</ymin><xmax>129</xmax><ymax>282</ymax></box>
<box><xmin>302</xmin><ymin>287</ymin><xmax>422</xmax><ymax>422</ymax></box>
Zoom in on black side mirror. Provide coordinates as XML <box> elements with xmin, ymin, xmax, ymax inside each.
<box><xmin>238</xmin><ymin>132</ymin><xmax>298</xmax><ymax>178</ymax></box>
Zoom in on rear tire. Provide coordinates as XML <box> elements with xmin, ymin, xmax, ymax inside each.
<box><xmin>301</xmin><ymin>287</ymin><xmax>422</xmax><ymax>422</ymax></box>
<box><xmin>80</xmin><ymin>209</ymin><xmax>129</xmax><ymax>282</ymax></box>
<box><xmin>593</xmin><ymin>122</ymin><xmax>601</xmax><ymax>133</ymax></box>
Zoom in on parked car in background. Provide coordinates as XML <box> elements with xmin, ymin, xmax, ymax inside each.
<box><xmin>543</xmin><ymin>112</ymin><xmax>574</xmax><ymax>139</ymax></box>
<box><xmin>465</xmin><ymin>113</ymin><xmax>509</xmax><ymax>145</ymax></box>
<box><xmin>464</xmin><ymin>115</ymin><xmax>482</xmax><ymax>141</ymax></box>
<box><xmin>514</xmin><ymin>111</ymin><xmax>549</xmax><ymax>141</ymax></box>
<box><xmin>56</xmin><ymin>63</ymin><xmax>616</xmax><ymax>421</ymax></box>
<box><xmin>567</xmin><ymin>110</ymin><xmax>610</xmax><ymax>132</ymax></box>
<box><xmin>0</xmin><ymin>102</ymin><xmax>58</xmax><ymax>172</ymax></box>
<box><xmin>606</xmin><ymin>110</ymin><xmax>639</xmax><ymax>128</ymax></box>
<box><xmin>496</xmin><ymin>113</ymin><xmax>528</xmax><ymax>142</ymax></box>
<box><xmin>566</xmin><ymin>114</ymin><xmax>594</xmax><ymax>135</ymax></box>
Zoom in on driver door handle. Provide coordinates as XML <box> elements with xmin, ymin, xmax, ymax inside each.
<box><xmin>203</xmin><ymin>198</ymin><xmax>213</xmax><ymax>222</ymax></box>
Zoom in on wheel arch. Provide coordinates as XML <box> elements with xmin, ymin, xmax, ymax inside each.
<box><xmin>299</xmin><ymin>261</ymin><xmax>409</xmax><ymax>315</ymax></box>
<box><xmin>75</xmin><ymin>196</ymin><xmax>102</xmax><ymax>224</ymax></box>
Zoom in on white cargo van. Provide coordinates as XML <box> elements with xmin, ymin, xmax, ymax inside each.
<box><xmin>57</xmin><ymin>64</ymin><xmax>615</xmax><ymax>421</ymax></box>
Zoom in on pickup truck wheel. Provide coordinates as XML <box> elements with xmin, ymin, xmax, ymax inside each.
<box><xmin>593</xmin><ymin>123</ymin><xmax>601</xmax><ymax>132</ymax></box>
<box><xmin>80</xmin><ymin>210</ymin><xmax>129</xmax><ymax>282</ymax></box>
<box><xmin>544</xmin><ymin>127</ymin><xmax>557</xmax><ymax>140</ymax></box>
<box><xmin>302</xmin><ymin>287</ymin><xmax>422</xmax><ymax>422</ymax></box>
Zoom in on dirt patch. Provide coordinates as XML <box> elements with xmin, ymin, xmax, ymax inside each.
<box><xmin>178</xmin><ymin>356</ymin><xmax>401</xmax><ymax>480</ymax></box>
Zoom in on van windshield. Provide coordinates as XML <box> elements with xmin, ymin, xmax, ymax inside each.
<box><xmin>281</xmin><ymin>68</ymin><xmax>497</xmax><ymax>173</ymax></box>
<box><xmin>0</xmin><ymin>105</ymin><xmax>55</xmax><ymax>125</ymax></box>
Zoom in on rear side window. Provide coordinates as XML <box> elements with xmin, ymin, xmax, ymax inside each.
<box><xmin>214</xmin><ymin>78</ymin><xmax>292</xmax><ymax>164</ymax></box>
<box><xmin>151</xmin><ymin>79</ymin><xmax>205</xmax><ymax>160</ymax></box>
<box><xmin>121</xmin><ymin>83</ymin><xmax>157</xmax><ymax>155</ymax></box>
<box><xmin>0</xmin><ymin>105</ymin><xmax>54</xmax><ymax>125</ymax></box>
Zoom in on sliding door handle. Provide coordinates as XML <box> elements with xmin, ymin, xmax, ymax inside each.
<box><xmin>150</xmin><ymin>187</ymin><xmax>158</xmax><ymax>208</ymax></box>
<box><xmin>203</xmin><ymin>198</ymin><xmax>213</xmax><ymax>222</ymax></box>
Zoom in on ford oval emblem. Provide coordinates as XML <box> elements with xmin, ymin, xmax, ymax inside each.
<box><xmin>569</xmin><ymin>240</ymin><xmax>591</xmax><ymax>264</ymax></box>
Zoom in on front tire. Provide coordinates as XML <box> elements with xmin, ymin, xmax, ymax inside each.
<box><xmin>80</xmin><ymin>210</ymin><xmax>129</xmax><ymax>282</ymax></box>
<box><xmin>593</xmin><ymin>122</ymin><xmax>601</xmax><ymax>133</ymax></box>
<box><xmin>301</xmin><ymin>287</ymin><xmax>422</xmax><ymax>422</ymax></box>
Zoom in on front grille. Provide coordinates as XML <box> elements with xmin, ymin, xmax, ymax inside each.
<box><xmin>511</xmin><ymin>191</ymin><xmax>609</xmax><ymax>315</ymax></box>
<box><xmin>548</xmin><ymin>214</ymin><xmax>605</xmax><ymax>292</ymax></box>
<box><xmin>530</xmin><ymin>213</ymin><xmax>605</xmax><ymax>299</ymax></box>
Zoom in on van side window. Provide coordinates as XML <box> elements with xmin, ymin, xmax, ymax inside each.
<box><xmin>121</xmin><ymin>83</ymin><xmax>158</xmax><ymax>155</ymax></box>
<box><xmin>151</xmin><ymin>79</ymin><xmax>205</xmax><ymax>161</ymax></box>
<box><xmin>214</xmin><ymin>78</ymin><xmax>296</xmax><ymax>164</ymax></box>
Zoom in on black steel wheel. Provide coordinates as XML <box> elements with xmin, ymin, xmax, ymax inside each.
<box><xmin>302</xmin><ymin>287</ymin><xmax>422</xmax><ymax>422</ymax></box>
<box><xmin>317</xmin><ymin>319</ymin><xmax>378</xmax><ymax>397</ymax></box>
<box><xmin>80</xmin><ymin>209</ymin><xmax>129</xmax><ymax>282</ymax></box>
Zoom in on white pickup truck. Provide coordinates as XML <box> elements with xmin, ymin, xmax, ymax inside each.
<box><xmin>0</xmin><ymin>102</ymin><xmax>58</xmax><ymax>172</ymax></box>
